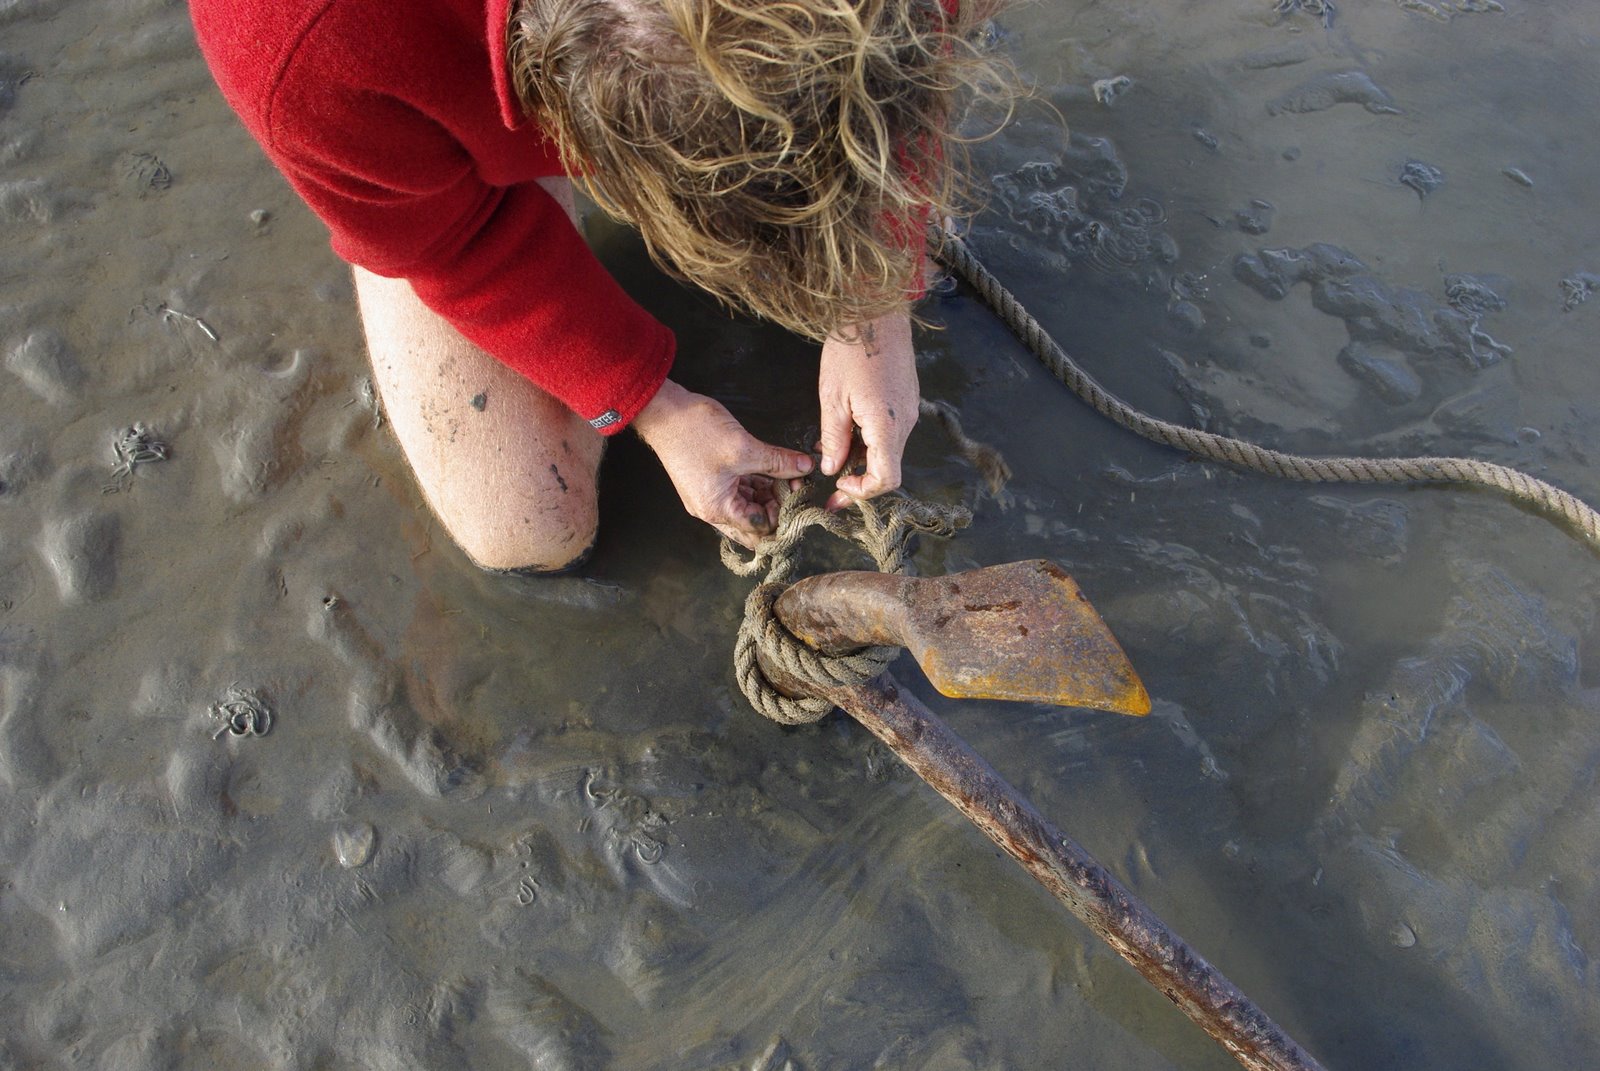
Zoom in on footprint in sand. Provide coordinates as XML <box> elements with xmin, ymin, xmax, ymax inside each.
<box><xmin>305</xmin><ymin>592</ymin><xmax>482</xmax><ymax>799</ymax></box>
<box><xmin>36</xmin><ymin>508</ymin><xmax>120</xmax><ymax>604</ymax></box>
<box><xmin>5</xmin><ymin>326</ymin><xmax>85</xmax><ymax>406</ymax></box>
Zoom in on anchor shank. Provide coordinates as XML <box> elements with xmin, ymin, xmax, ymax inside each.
<box><xmin>757</xmin><ymin>563</ymin><xmax>1319</xmax><ymax>1068</ymax></box>
<box><xmin>753</xmin><ymin>646</ymin><xmax>1326</xmax><ymax>1071</ymax></box>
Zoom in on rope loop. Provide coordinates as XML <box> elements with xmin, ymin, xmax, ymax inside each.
<box><xmin>727</xmin><ymin>479</ymin><xmax>976</xmax><ymax>722</ymax></box>
<box><xmin>733</xmin><ymin>580</ymin><xmax>898</xmax><ymax>725</ymax></box>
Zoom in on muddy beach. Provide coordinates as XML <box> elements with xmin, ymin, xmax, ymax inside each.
<box><xmin>3</xmin><ymin>1</ymin><xmax>1600</xmax><ymax>1068</ymax></box>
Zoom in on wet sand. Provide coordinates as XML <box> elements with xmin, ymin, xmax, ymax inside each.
<box><xmin>3</xmin><ymin>1</ymin><xmax>1599</xmax><ymax>1068</ymax></box>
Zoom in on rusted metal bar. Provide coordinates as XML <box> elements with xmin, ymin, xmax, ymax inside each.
<box><xmin>755</xmin><ymin>656</ymin><xmax>1327</xmax><ymax>1071</ymax></box>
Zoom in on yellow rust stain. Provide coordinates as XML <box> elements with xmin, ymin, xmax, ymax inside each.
<box><xmin>923</xmin><ymin>651</ymin><xmax>1151</xmax><ymax>715</ymax></box>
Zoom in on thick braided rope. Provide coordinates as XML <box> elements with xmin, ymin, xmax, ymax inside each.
<box><xmin>726</xmin><ymin>486</ymin><xmax>972</xmax><ymax>724</ymax></box>
<box><xmin>935</xmin><ymin>229</ymin><xmax>1600</xmax><ymax>550</ymax></box>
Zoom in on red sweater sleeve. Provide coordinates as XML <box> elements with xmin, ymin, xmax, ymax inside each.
<box><xmin>194</xmin><ymin>0</ymin><xmax>674</xmax><ymax>433</ymax></box>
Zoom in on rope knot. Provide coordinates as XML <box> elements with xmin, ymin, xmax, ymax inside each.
<box><xmin>726</xmin><ymin>481</ymin><xmax>979</xmax><ymax>723</ymax></box>
<box><xmin>733</xmin><ymin>580</ymin><xmax>897</xmax><ymax>724</ymax></box>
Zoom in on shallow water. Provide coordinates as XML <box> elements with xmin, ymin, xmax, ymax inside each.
<box><xmin>3</xmin><ymin>0</ymin><xmax>1600</xmax><ymax>1068</ymax></box>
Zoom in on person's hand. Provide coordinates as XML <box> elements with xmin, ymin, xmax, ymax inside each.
<box><xmin>817</xmin><ymin>310</ymin><xmax>920</xmax><ymax>512</ymax></box>
<box><xmin>633</xmin><ymin>379</ymin><xmax>814</xmax><ymax>549</ymax></box>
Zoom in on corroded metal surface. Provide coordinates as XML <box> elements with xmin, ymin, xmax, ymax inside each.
<box><xmin>774</xmin><ymin>560</ymin><xmax>1150</xmax><ymax>714</ymax></box>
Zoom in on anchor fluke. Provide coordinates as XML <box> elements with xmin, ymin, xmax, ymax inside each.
<box><xmin>774</xmin><ymin>560</ymin><xmax>1150</xmax><ymax>715</ymax></box>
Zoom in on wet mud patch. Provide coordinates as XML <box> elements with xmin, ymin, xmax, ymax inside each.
<box><xmin>36</xmin><ymin>508</ymin><xmax>120</xmax><ymax>604</ymax></box>
<box><xmin>307</xmin><ymin>598</ymin><xmax>485</xmax><ymax>800</ymax></box>
<box><xmin>1267</xmin><ymin>69</ymin><xmax>1401</xmax><ymax>115</ymax></box>
<box><xmin>4</xmin><ymin>327</ymin><xmax>85</xmax><ymax>405</ymax></box>
<box><xmin>0</xmin><ymin>664</ymin><xmax>55</xmax><ymax>791</ymax></box>
<box><xmin>0</xmin><ymin>52</ymin><xmax>32</xmax><ymax>115</ymax></box>
<box><xmin>12</xmin><ymin>781</ymin><xmax>236</xmax><ymax>963</ymax></box>
<box><xmin>1223</xmin><ymin>243</ymin><xmax>1517</xmax><ymax>439</ymax></box>
<box><xmin>196</xmin><ymin>350</ymin><xmax>321</xmax><ymax>504</ymax></box>
<box><xmin>1304</xmin><ymin>549</ymin><xmax>1600</xmax><ymax>1058</ymax></box>
<box><xmin>0</xmin><ymin>177</ymin><xmax>57</xmax><ymax>224</ymax></box>
<box><xmin>990</xmin><ymin>135</ymin><xmax>1206</xmax><ymax>332</ymax></box>
<box><xmin>3</xmin><ymin>0</ymin><xmax>1600</xmax><ymax>1068</ymax></box>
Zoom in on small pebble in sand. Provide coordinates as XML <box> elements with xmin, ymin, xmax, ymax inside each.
<box><xmin>1092</xmin><ymin>75</ymin><xmax>1133</xmax><ymax>106</ymax></box>
<box><xmin>1560</xmin><ymin>273</ymin><xmax>1599</xmax><ymax>312</ymax></box>
<box><xmin>250</xmin><ymin>208</ymin><xmax>271</xmax><ymax>226</ymax></box>
<box><xmin>1501</xmin><ymin>167</ymin><xmax>1533</xmax><ymax>188</ymax></box>
<box><xmin>1399</xmin><ymin>160</ymin><xmax>1445</xmax><ymax>198</ymax></box>
<box><xmin>1391</xmin><ymin>922</ymin><xmax>1417</xmax><ymax>948</ymax></box>
<box><xmin>333</xmin><ymin>822</ymin><xmax>376</xmax><ymax>868</ymax></box>
<box><xmin>1236</xmin><ymin>198</ymin><xmax>1275</xmax><ymax>235</ymax></box>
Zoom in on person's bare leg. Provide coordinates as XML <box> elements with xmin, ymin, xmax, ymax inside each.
<box><xmin>353</xmin><ymin>180</ymin><xmax>603</xmax><ymax>572</ymax></box>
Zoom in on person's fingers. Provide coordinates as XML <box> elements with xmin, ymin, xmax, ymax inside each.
<box><xmin>823</xmin><ymin>447</ymin><xmax>870</xmax><ymax>512</ymax></box>
<box><xmin>718</xmin><ymin>480</ymin><xmax>777</xmax><ymax>541</ymax></box>
<box><xmin>713</xmin><ymin>521</ymin><xmax>761</xmax><ymax>550</ymax></box>
<box><xmin>730</xmin><ymin>496</ymin><xmax>771</xmax><ymax>535</ymax></box>
<box><xmin>744</xmin><ymin>474</ymin><xmax>780</xmax><ymax>510</ymax></box>
<box><xmin>742</xmin><ymin>435</ymin><xmax>814</xmax><ymax>480</ymax></box>
<box><xmin>816</xmin><ymin>396</ymin><xmax>855</xmax><ymax>477</ymax></box>
<box><xmin>834</xmin><ymin>423</ymin><xmax>903</xmax><ymax>503</ymax></box>
<box><xmin>714</xmin><ymin>486</ymin><xmax>770</xmax><ymax>543</ymax></box>
<box><xmin>737</xmin><ymin>476</ymin><xmax>783</xmax><ymax>533</ymax></box>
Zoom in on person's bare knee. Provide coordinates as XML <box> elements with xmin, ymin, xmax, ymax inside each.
<box><xmin>460</xmin><ymin>526</ymin><xmax>597</xmax><ymax>573</ymax></box>
<box><xmin>354</xmin><ymin>266</ymin><xmax>605</xmax><ymax>574</ymax></box>
<box><xmin>479</xmin><ymin>538</ymin><xmax>596</xmax><ymax>578</ymax></box>
<box><xmin>456</xmin><ymin>475</ymin><xmax>600</xmax><ymax>575</ymax></box>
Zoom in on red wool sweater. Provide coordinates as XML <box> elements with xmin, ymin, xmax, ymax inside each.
<box><xmin>191</xmin><ymin>0</ymin><xmax>675</xmax><ymax>432</ymax></box>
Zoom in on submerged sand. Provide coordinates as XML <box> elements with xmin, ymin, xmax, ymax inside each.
<box><xmin>2</xmin><ymin>1</ymin><xmax>1599</xmax><ymax>1068</ymax></box>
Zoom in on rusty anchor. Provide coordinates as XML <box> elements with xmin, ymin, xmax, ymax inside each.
<box><xmin>756</xmin><ymin>559</ymin><xmax>1327</xmax><ymax>1071</ymax></box>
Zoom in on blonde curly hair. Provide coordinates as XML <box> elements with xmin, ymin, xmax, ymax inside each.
<box><xmin>508</xmin><ymin>0</ymin><xmax>1009</xmax><ymax>340</ymax></box>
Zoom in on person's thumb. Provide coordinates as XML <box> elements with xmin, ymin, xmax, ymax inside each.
<box><xmin>743</xmin><ymin>437</ymin><xmax>814</xmax><ymax>479</ymax></box>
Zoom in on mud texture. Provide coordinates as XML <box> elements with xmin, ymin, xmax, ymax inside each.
<box><xmin>2</xmin><ymin>1</ymin><xmax>1600</xmax><ymax>1070</ymax></box>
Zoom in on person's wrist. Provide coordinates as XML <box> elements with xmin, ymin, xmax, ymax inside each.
<box><xmin>631</xmin><ymin>378</ymin><xmax>693</xmax><ymax>447</ymax></box>
<box><xmin>826</xmin><ymin>310</ymin><xmax>912</xmax><ymax>355</ymax></box>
